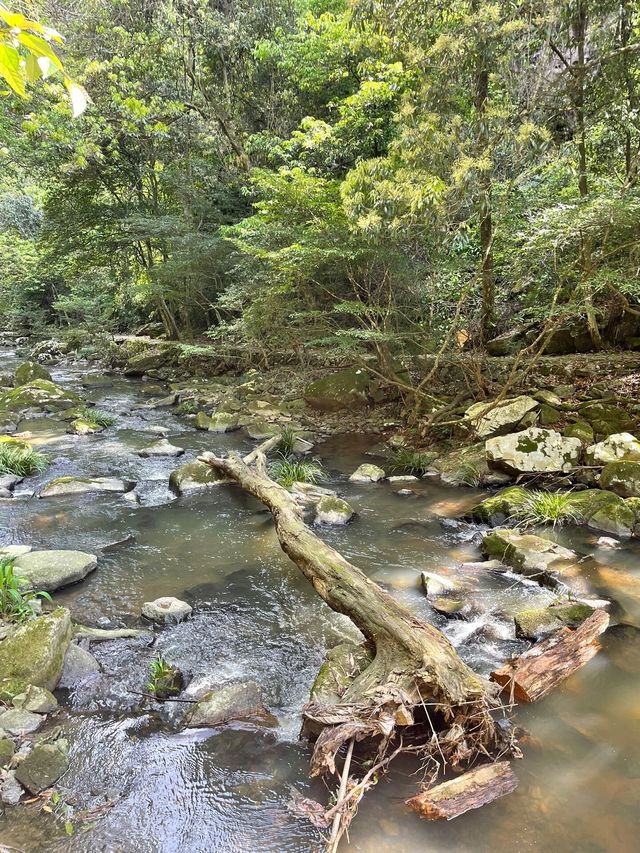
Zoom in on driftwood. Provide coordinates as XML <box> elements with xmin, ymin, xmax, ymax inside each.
<box><xmin>73</xmin><ymin>625</ymin><xmax>152</xmax><ymax>641</ymax></box>
<box><xmin>406</xmin><ymin>761</ymin><xmax>518</xmax><ymax>820</ymax></box>
<box><xmin>491</xmin><ymin>609</ymin><xmax>609</xmax><ymax>702</ymax></box>
<box><xmin>199</xmin><ymin>445</ymin><xmax>499</xmax><ymax>779</ymax></box>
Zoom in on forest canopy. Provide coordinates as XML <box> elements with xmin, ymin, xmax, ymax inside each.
<box><xmin>2</xmin><ymin>0</ymin><xmax>640</xmax><ymax>361</ymax></box>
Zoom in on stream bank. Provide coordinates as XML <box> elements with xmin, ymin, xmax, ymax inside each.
<box><xmin>1</xmin><ymin>335</ymin><xmax>639</xmax><ymax>852</ymax></box>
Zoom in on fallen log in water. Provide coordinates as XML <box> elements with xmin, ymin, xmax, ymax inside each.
<box><xmin>406</xmin><ymin>761</ymin><xmax>518</xmax><ymax>820</ymax></box>
<box><xmin>491</xmin><ymin>609</ymin><xmax>609</xmax><ymax>702</ymax></box>
<box><xmin>198</xmin><ymin>444</ymin><xmax>499</xmax><ymax>772</ymax></box>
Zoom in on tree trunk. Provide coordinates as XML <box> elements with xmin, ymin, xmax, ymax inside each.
<box><xmin>491</xmin><ymin>609</ymin><xmax>609</xmax><ymax>703</ymax></box>
<box><xmin>406</xmin><ymin>761</ymin><xmax>518</xmax><ymax>820</ymax></box>
<box><xmin>473</xmin><ymin>0</ymin><xmax>494</xmax><ymax>342</ymax></box>
<box><xmin>199</xmin><ymin>448</ymin><xmax>497</xmax><ymax>775</ymax></box>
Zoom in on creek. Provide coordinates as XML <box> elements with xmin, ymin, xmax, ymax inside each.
<box><xmin>1</xmin><ymin>346</ymin><xmax>639</xmax><ymax>852</ymax></box>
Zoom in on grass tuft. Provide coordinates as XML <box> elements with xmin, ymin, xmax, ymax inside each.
<box><xmin>387</xmin><ymin>446</ymin><xmax>434</xmax><ymax>476</ymax></box>
<box><xmin>508</xmin><ymin>490</ymin><xmax>583</xmax><ymax>529</ymax></box>
<box><xmin>270</xmin><ymin>454</ymin><xmax>325</xmax><ymax>487</ymax></box>
<box><xmin>77</xmin><ymin>407</ymin><xmax>115</xmax><ymax>428</ymax></box>
<box><xmin>0</xmin><ymin>443</ymin><xmax>48</xmax><ymax>477</ymax></box>
<box><xmin>0</xmin><ymin>557</ymin><xmax>52</xmax><ymax>623</ymax></box>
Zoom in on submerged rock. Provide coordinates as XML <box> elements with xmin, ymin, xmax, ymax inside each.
<box><xmin>486</xmin><ymin>427</ymin><xmax>582</xmax><ymax>474</ymax></box>
<box><xmin>39</xmin><ymin>476</ymin><xmax>135</xmax><ymax>498</ymax></box>
<box><xmin>0</xmin><ymin>609</ymin><xmax>73</xmax><ymax>695</ymax></box>
<box><xmin>464</xmin><ymin>395</ymin><xmax>539</xmax><ymax>438</ymax></box>
<box><xmin>141</xmin><ymin>597</ymin><xmax>192</xmax><ymax>624</ymax></box>
<box><xmin>314</xmin><ymin>495</ymin><xmax>354</xmax><ymax>525</ymax></box>
<box><xmin>169</xmin><ymin>461</ymin><xmax>228</xmax><ymax>495</ymax></box>
<box><xmin>14</xmin><ymin>361</ymin><xmax>52</xmax><ymax>386</ymax></box>
<box><xmin>483</xmin><ymin>528</ymin><xmax>577</xmax><ymax>580</ymax></box>
<box><xmin>13</xmin><ymin>550</ymin><xmax>97</xmax><ymax>592</ymax></box>
<box><xmin>15</xmin><ymin>742</ymin><xmax>68</xmax><ymax>795</ymax></box>
<box><xmin>137</xmin><ymin>438</ymin><xmax>185</xmax><ymax>458</ymax></box>
<box><xmin>349</xmin><ymin>463</ymin><xmax>385</xmax><ymax>483</ymax></box>
<box><xmin>304</xmin><ymin>368</ymin><xmax>375</xmax><ymax>412</ymax></box>
<box><xmin>185</xmin><ymin>681</ymin><xmax>266</xmax><ymax>728</ymax></box>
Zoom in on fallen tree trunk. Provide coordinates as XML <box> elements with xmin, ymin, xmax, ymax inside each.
<box><xmin>406</xmin><ymin>761</ymin><xmax>518</xmax><ymax>820</ymax></box>
<box><xmin>491</xmin><ymin>609</ymin><xmax>609</xmax><ymax>702</ymax></box>
<box><xmin>199</xmin><ymin>447</ymin><xmax>499</xmax><ymax>777</ymax></box>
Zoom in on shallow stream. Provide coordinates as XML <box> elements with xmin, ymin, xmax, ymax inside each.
<box><xmin>1</xmin><ymin>347</ymin><xmax>639</xmax><ymax>852</ymax></box>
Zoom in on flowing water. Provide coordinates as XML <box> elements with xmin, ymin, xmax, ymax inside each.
<box><xmin>1</xmin><ymin>347</ymin><xmax>639</xmax><ymax>852</ymax></box>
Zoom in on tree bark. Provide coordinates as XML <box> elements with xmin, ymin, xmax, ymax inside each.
<box><xmin>199</xmin><ymin>448</ymin><xmax>497</xmax><ymax>775</ymax></box>
<box><xmin>491</xmin><ymin>609</ymin><xmax>609</xmax><ymax>703</ymax></box>
<box><xmin>406</xmin><ymin>761</ymin><xmax>518</xmax><ymax>820</ymax></box>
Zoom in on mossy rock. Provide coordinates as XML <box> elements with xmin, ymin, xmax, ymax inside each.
<box><xmin>467</xmin><ymin>486</ymin><xmax>529</xmax><ymax>523</ymax></box>
<box><xmin>599</xmin><ymin>460</ymin><xmax>640</xmax><ymax>498</ymax></box>
<box><xmin>14</xmin><ymin>361</ymin><xmax>52</xmax><ymax>385</ymax></box>
<box><xmin>0</xmin><ymin>609</ymin><xmax>72</xmax><ymax>692</ymax></box>
<box><xmin>169</xmin><ymin>461</ymin><xmax>229</xmax><ymax>495</ymax></box>
<box><xmin>315</xmin><ymin>495</ymin><xmax>354</xmax><ymax>525</ymax></box>
<box><xmin>433</xmin><ymin>443</ymin><xmax>490</xmax><ymax>486</ymax></box>
<box><xmin>124</xmin><ymin>347</ymin><xmax>177</xmax><ymax>376</ymax></box>
<box><xmin>304</xmin><ymin>368</ymin><xmax>376</xmax><ymax>412</ymax></box>
<box><xmin>0</xmin><ymin>380</ymin><xmax>83</xmax><ymax>413</ymax></box>
<box><xmin>0</xmin><ymin>736</ymin><xmax>15</xmax><ymax>767</ymax></box>
<box><xmin>538</xmin><ymin>404</ymin><xmax>561</xmax><ymax>426</ymax></box>
<box><xmin>482</xmin><ymin>529</ymin><xmax>578</xmax><ymax>587</ymax></box>
<box><xmin>67</xmin><ymin>418</ymin><xmax>103</xmax><ymax>436</ymax></box>
<box><xmin>515</xmin><ymin>602</ymin><xmax>595</xmax><ymax>640</ymax></box>
<box><xmin>563</xmin><ymin>421</ymin><xmax>594</xmax><ymax>444</ymax></box>
<box><xmin>578</xmin><ymin>402</ymin><xmax>634</xmax><ymax>437</ymax></box>
<box><xmin>587</xmin><ymin>500</ymin><xmax>636</xmax><ymax>538</ymax></box>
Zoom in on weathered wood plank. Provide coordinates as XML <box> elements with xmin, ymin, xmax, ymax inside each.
<box><xmin>491</xmin><ymin>609</ymin><xmax>609</xmax><ymax>702</ymax></box>
<box><xmin>406</xmin><ymin>761</ymin><xmax>518</xmax><ymax>820</ymax></box>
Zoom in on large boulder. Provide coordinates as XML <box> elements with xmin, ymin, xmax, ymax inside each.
<box><xmin>578</xmin><ymin>402</ymin><xmax>635</xmax><ymax>437</ymax></box>
<box><xmin>0</xmin><ymin>609</ymin><xmax>73</xmax><ymax>696</ymax></box>
<box><xmin>304</xmin><ymin>368</ymin><xmax>376</xmax><ymax>412</ymax></box>
<box><xmin>14</xmin><ymin>361</ymin><xmax>52</xmax><ymax>386</ymax></box>
<box><xmin>586</xmin><ymin>433</ymin><xmax>640</xmax><ymax>465</ymax></box>
<box><xmin>483</xmin><ymin>529</ymin><xmax>579</xmax><ymax>589</ymax></box>
<box><xmin>486</xmin><ymin>427</ymin><xmax>582</xmax><ymax>474</ymax></box>
<box><xmin>0</xmin><ymin>380</ymin><xmax>83</xmax><ymax>414</ymax></box>
<box><xmin>13</xmin><ymin>550</ymin><xmax>97</xmax><ymax>592</ymax></box>
<box><xmin>39</xmin><ymin>476</ymin><xmax>135</xmax><ymax>498</ymax></box>
<box><xmin>185</xmin><ymin>681</ymin><xmax>266</xmax><ymax>728</ymax></box>
<box><xmin>463</xmin><ymin>395</ymin><xmax>539</xmax><ymax>438</ymax></box>
<box><xmin>599</xmin><ymin>461</ymin><xmax>640</xmax><ymax>498</ymax></box>
<box><xmin>169</xmin><ymin>461</ymin><xmax>229</xmax><ymax>495</ymax></box>
<box><xmin>124</xmin><ymin>348</ymin><xmax>175</xmax><ymax>376</ymax></box>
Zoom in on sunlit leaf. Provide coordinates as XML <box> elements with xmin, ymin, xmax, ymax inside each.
<box><xmin>0</xmin><ymin>43</ymin><xmax>26</xmax><ymax>95</ymax></box>
<box><xmin>65</xmin><ymin>78</ymin><xmax>88</xmax><ymax>117</ymax></box>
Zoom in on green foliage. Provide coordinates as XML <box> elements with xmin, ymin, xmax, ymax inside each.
<box><xmin>175</xmin><ymin>399</ymin><xmax>199</xmax><ymax>415</ymax></box>
<box><xmin>0</xmin><ymin>557</ymin><xmax>52</xmax><ymax>623</ymax></box>
<box><xmin>269</xmin><ymin>454</ymin><xmax>325</xmax><ymax>486</ymax></box>
<box><xmin>146</xmin><ymin>654</ymin><xmax>181</xmax><ymax>699</ymax></box>
<box><xmin>387</xmin><ymin>446</ymin><xmax>433</xmax><ymax>476</ymax></box>
<box><xmin>0</xmin><ymin>441</ymin><xmax>48</xmax><ymax>476</ymax></box>
<box><xmin>508</xmin><ymin>491</ymin><xmax>584</xmax><ymax>529</ymax></box>
<box><xmin>277</xmin><ymin>426</ymin><xmax>301</xmax><ymax>458</ymax></box>
<box><xmin>76</xmin><ymin>407</ymin><xmax>115</xmax><ymax>428</ymax></box>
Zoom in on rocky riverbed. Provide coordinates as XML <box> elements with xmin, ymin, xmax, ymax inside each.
<box><xmin>1</xmin><ymin>334</ymin><xmax>640</xmax><ymax>852</ymax></box>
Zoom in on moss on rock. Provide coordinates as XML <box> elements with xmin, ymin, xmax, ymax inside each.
<box><xmin>0</xmin><ymin>609</ymin><xmax>72</xmax><ymax>693</ymax></box>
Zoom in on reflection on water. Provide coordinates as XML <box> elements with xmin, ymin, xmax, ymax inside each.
<box><xmin>1</xmin><ymin>350</ymin><xmax>639</xmax><ymax>852</ymax></box>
